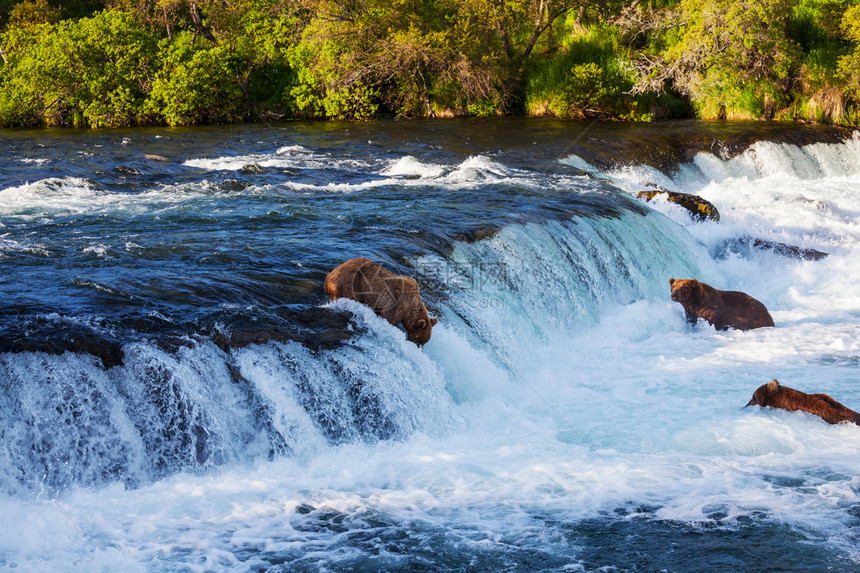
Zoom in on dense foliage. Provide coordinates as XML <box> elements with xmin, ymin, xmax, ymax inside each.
<box><xmin>0</xmin><ymin>0</ymin><xmax>858</xmax><ymax>126</ymax></box>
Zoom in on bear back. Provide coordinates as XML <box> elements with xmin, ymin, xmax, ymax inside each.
<box><xmin>746</xmin><ymin>379</ymin><xmax>860</xmax><ymax>425</ymax></box>
<box><xmin>669</xmin><ymin>278</ymin><xmax>774</xmax><ymax>330</ymax></box>
<box><xmin>325</xmin><ymin>258</ymin><xmax>437</xmax><ymax>346</ymax></box>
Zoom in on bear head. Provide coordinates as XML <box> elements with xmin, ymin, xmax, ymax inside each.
<box><xmin>407</xmin><ymin>316</ymin><xmax>438</xmax><ymax>347</ymax></box>
<box><xmin>746</xmin><ymin>379</ymin><xmax>780</xmax><ymax>407</ymax></box>
<box><xmin>669</xmin><ymin>278</ymin><xmax>703</xmax><ymax>304</ymax></box>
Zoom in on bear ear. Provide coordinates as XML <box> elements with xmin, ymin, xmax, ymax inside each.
<box><xmin>430</xmin><ymin>317</ymin><xmax>438</xmax><ymax>326</ymax></box>
<box><xmin>691</xmin><ymin>279</ymin><xmax>699</xmax><ymax>287</ymax></box>
<box><xmin>415</xmin><ymin>319</ymin><xmax>427</xmax><ymax>331</ymax></box>
<box><xmin>669</xmin><ymin>278</ymin><xmax>675</xmax><ymax>286</ymax></box>
<box><xmin>767</xmin><ymin>379</ymin><xmax>780</xmax><ymax>392</ymax></box>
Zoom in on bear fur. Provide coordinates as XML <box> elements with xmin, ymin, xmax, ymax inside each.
<box><xmin>325</xmin><ymin>257</ymin><xmax>437</xmax><ymax>346</ymax></box>
<box><xmin>746</xmin><ymin>379</ymin><xmax>860</xmax><ymax>425</ymax></box>
<box><xmin>669</xmin><ymin>278</ymin><xmax>774</xmax><ymax>331</ymax></box>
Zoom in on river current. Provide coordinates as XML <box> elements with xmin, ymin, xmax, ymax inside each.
<box><xmin>1</xmin><ymin>119</ymin><xmax>859</xmax><ymax>571</ymax></box>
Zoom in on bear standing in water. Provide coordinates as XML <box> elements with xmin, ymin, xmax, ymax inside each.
<box><xmin>325</xmin><ymin>258</ymin><xmax>437</xmax><ymax>346</ymax></box>
<box><xmin>669</xmin><ymin>278</ymin><xmax>774</xmax><ymax>331</ymax></box>
<box><xmin>746</xmin><ymin>379</ymin><xmax>860</xmax><ymax>425</ymax></box>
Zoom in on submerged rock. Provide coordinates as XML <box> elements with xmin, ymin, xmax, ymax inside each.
<box><xmin>115</xmin><ymin>165</ymin><xmax>143</xmax><ymax>176</ymax></box>
<box><xmin>220</xmin><ymin>178</ymin><xmax>248</xmax><ymax>192</ymax></box>
<box><xmin>635</xmin><ymin>187</ymin><xmax>721</xmax><ymax>222</ymax></box>
<box><xmin>0</xmin><ymin>330</ymin><xmax>125</xmax><ymax>369</ymax></box>
<box><xmin>714</xmin><ymin>236</ymin><xmax>829</xmax><ymax>261</ymax></box>
<box><xmin>750</xmin><ymin>238</ymin><xmax>829</xmax><ymax>261</ymax></box>
<box><xmin>570</xmin><ymin>121</ymin><xmax>854</xmax><ymax>174</ymax></box>
<box><xmin>206</xmin><ymin>306</ymin><xmax>356</xmax><ymax>354</ymax></box>
<box><xmin>452</xmin><ymin>226</ymin><xmax>501</xmax><ymax>244</ymax></box>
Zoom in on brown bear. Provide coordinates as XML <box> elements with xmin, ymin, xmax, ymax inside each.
<box><xmin>669</xmin><ymin>278</ymin><xmax>774</xmax><ymax>331</ymax></box>
<box><xmin>325</xmin><ymin>257</ymin><xmax>437</xmax><ymax>346</ymax></box>
<box><xmin>746</xmin><ymin>379</ymin><xmax>860</xmax><ymax>425</ymax></box>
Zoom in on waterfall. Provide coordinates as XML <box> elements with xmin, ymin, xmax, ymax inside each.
<box><xmin>0</xmin><ymin>206</ymin><xmax>699</xmax><ymax>495</ymax></box>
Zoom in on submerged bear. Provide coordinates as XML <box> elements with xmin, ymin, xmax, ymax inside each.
<box><xmin>325</xmin><ymin>257</ymin><xmax>437</xmax><ymax>346</ymax></box>
<box><xmin>746</xmin><ymin>379</ymin><xmax>860</xmax><ymax>425</ymax></box>
<box><xmin>669</xmin><ymin>278</ymin><xmax>774</xmax><ymax>331</ymax></box>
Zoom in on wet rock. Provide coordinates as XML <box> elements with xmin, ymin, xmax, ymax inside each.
<box><xmin>115</xmin><ymin>165</ymin><xmax>143</xmax><ymax>176</ymax></box>
<box><xmin>0</xmin><ymin>328</ymin><xmax>125</xmax><ymax>369</ymax></box>
<box><xmin>635</xmin><ymin>188</ymin><xmax>720</xmax><ymax>222</ymax></box>
<box><xmin>750</xmin><ymin>238</ymin><xmax>828</xmax><ymax>261</ymax></box>
<box><xmin>240</xmin><ymin>163</ymin><xmax>267</xmax><ymax>175</ymax></box>
<box><xmin>295</xmin><ymin>503</ymin><xmax>315</xmax><ymax>515</ymax></box>
<box><xmin>206</xmin><ymin>306</ymin><xmax>356</xmax><ymax>354</ymax></box>
<box><xmin>715</xmin><ymin>236</ymin><xmax>829</xmax><ymax>261</ymax></box>
<box><xmin>452</xmin><ymin>226</ymin><xmax>501</xmax><ymax>244</ymax></box>
<box><xmin>220</xmin><ymin>179</ymin><xmax>248</xmax><ymax>192</ymax></box>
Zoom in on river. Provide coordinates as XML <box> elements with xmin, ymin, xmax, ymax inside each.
<box><xmin>1</xmin><ymin>118</ymin><xmax>859</xmax><ymax>571</ymax></box>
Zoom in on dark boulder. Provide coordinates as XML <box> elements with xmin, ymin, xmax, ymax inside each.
<box><xmin>713</xmin><ymin>236</ymin><xmax>829</xmax><ymax>261</ymax></box>
<box><xmin>635</xmin><ymin>187</ymin><xmax>720</xmax><ymax>222</ymax></box>
<box><xmin>750</xmin><ymin>238</ymin><xmax>828</xmax><ymax>261</ymax></box>
<box><xmin>240</xmin><ymin>164</ymin><xmax>267</xmax><ymax>175</ymax></box>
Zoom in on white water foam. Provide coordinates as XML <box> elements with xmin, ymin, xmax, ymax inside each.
<box><xmin>18</xmin><ymin>158</ymin><xmax>50</xmax><ymax>166</ymax></box>
<box><xmin>0</xmin><ymin>235</ymin><xmax>52</xmax><ymax>258</ymax></box>
<box><xmin>0</xmin><ymin>178</ymin><xmax>237</xmax><ymax>219</ymax></box>
<box><xmin>185</xmin><ymin>149</ymin><xmax>535</xmax><ymax>194</ymax></box>
<box><xmin>380</xmin><ymin>155</ymin><xmax>446</xmax><ymax>178</ymax></box>
<box><xmin>184</xmin><ymin>144</ymin><xmax>368</xmax><ymax>173</ymax></box>
<box><xmin>0</xmin><ymin>177</ymin><xmax>108</xmax><ymax>218</ymax></box>
<box><xmin>269</xmin><ymin>154</ymin><xmax>554</xmax><ymax>193</ymax></box>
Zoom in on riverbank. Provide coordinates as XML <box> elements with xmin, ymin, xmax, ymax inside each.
<box><xmin>2</xmin><ymin>1</ymin><xmax>860</xmax><ymax>128</ymax></box>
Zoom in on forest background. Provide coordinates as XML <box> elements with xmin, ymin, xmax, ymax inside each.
<box><xmin>0</xmin><ymin>0</ymin><xmax>859</xmax><ymax>128</ymax></box>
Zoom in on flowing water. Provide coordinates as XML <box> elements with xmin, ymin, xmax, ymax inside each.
<box><xmin>1</xmin><ymin>119</ymin><xmax>859</xmax><ymax>571</ymax></box>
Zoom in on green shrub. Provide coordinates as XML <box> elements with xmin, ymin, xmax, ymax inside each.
<box><xmin>146</xmin><ymin>37</ymin><xmax>248</xmax><ymax>126</ymax></box>
<box><xmin>282</xmin><ymin>42</ymin><xmax>379</xmax><ymax>120</ymax></box>
<box><xmin>467</xmin><ymin>98</ymin><xmax>498</xmax><ymax>116</ymax></box>
<box><xmin>525</xmin><ymin>28</ymin><xmax>638</xmax><ymax>119</ymax></box>
<box><xmin>0</xmin><ymin>10</ymin><xmax>158</xmax><ymax>127</ymax></box>
<box><xmin>838</xmin><ymin>5</ymin><xmax>860</xmax><ymax>101</ymax></box>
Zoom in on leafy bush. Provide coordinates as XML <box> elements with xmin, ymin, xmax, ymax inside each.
<box><xmin>146</xmin><ymin>37</ymin><xmax>248</xmax><ymax>126</ymax></box>
<box><xmin>525</xmin><ymin>28</ymin><xmax>639</xmax><ymax>119</ymax></box>
<box><xmin>838</xmin><ymin>4</ymin><xmax>860</xmax><ymax>101</ymax></box>
<box><xmin>0</xmin><ymin>10</ymin><xmax>158</xmax><ymax>127</ymax></box>
<box><xmin>467</xmin><ymin>98</ymin><xmax>498</xmax><ymax>116</ymax></box>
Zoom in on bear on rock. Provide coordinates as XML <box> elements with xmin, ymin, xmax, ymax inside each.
<box><xmin>746</xmin><ymin>379</ymin><xmax>860</xmax><ymax>425</ymax></box>
<box><xmin>669</xmin><ymin>278</ymin><xmax>774</xmax><ymax>331</ymax></box>
<box><xmin>325</xmin><ymin>258</ymin><xmax>437</xmax><ymax>346</ymax></box>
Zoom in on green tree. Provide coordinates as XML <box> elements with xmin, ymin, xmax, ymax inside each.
<box><xmin>146</xmin><ymin>36</ymin><xmax>249</xmax><ymax>125</ymax></box>
<box><xmin>0</xmin><ymin>10</ymin><xmax>159</xmax><ymax>126</ymax></box>
<box><xmin>838</xmin><ymin>4</ymin><xmax>860</xmax><ymax>100</ymax></box>
<box><xmin>6</xmin><ymin>0</ymin><xmax>59</xmax><ymax>28</ymax></box>
<box><xmin>629</xmin><ymin>0</ymin><xmax>801</xmax><ymax>118</ymax></box>
<box><xmin>284</xmin><ymin>0</ymin><xmax>581</xmax><ymax>118</ymax></box>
